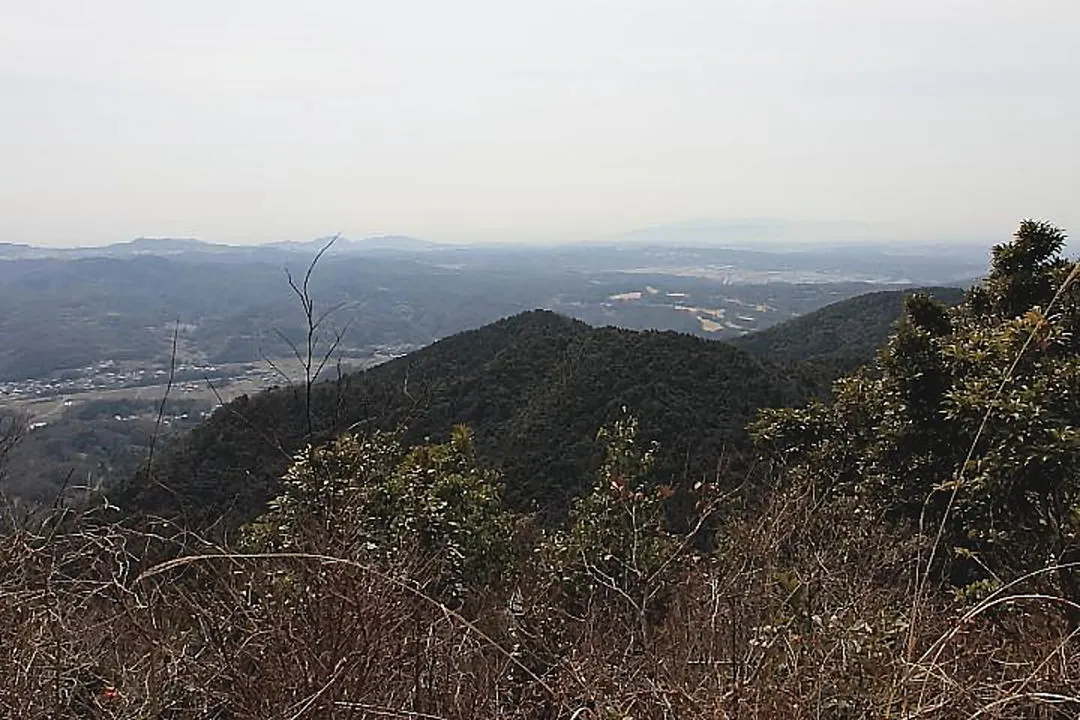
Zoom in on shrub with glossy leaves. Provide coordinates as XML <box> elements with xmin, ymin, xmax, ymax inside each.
<box><xmin>752</xmin><ymin>220</ymin><xmax>1080</xmax><ymax>606</ymax></box>
<box><xmin>537</xmin><ymin>411</ymin><xmax>693</xmax><ymax>644</ymax></box>
<box><xmin>247</xmin><ymin>425</ymin><xmax>516</xmax><ymax>600</ymax></box>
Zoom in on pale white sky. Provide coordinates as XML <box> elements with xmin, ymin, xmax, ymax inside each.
<box><xmin>1</xmin><ymin>0</ymin><xmax>1077</xmax><ymax>246</ymax></box>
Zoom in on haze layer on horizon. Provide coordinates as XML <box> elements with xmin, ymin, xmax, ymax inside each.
<box><xmin>2</xmin><ymin>0</ymin><xmax>1077</xmax><ymax>247</ymax></box>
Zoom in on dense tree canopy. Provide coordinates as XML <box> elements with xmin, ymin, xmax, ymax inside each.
<box><xmin>130</xmin><ymin>312</ymin><xmax>825</xmax><ymax>526</ymax></box>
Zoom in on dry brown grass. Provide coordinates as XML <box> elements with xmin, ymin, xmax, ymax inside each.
<box><xmin>1</xmin><ymin>486</ymin><xmax>1077</xmax><ymax>720</ymax></box>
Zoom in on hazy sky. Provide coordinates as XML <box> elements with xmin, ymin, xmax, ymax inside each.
<box><xmin>2</xmin><ymin>0</ymin><xmax>1078</xmax><ymax>246</ymax></box>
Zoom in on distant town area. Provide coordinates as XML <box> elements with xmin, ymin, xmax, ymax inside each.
<box><xmin>0</xmin><ymin>346</ymin><xmax>413</xmax><ymax>426</ymax></box>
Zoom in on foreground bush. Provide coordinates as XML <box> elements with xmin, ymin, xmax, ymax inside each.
<box><xmin>753</xmin><ymin>220</ymin><xmax>1080</xmax><ymax>615</ymax></box>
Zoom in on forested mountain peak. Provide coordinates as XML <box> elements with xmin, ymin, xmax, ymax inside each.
<box><xmin>125</xmin><ymin>307</ymin><xmax>814</xmax><ymax>525</ymax></box>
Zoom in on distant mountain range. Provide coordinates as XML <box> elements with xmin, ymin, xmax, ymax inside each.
<box><xmin>0</xmin><ymin>228</ymin><xmax>988</xmax><ymax>384</ymax></box>
<box><xmin>265</xmin><ymin>235</ymin><xmax>438</xmax><ymax>253</ymax></box>
<box><xmin>2</xmin><ymin>218</ymin><xmax>997</xmax><ymax>259</ymax></box>
<box><xmin>0</xmin><ymin>235</ymin><xmax>437</xmax><ymax>259</ymax></box>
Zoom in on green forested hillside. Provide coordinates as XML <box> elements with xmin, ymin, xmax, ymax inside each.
<box><xmin>126</xmin><ymin>311</ymin><xmax>822</xmax><ymax>524</ymax></box>
<box><xmin>125</xmin><ymin>286</ymin><xmax>964</xmax><ymax>525</ymax></box>
<box><xmin>731</xmin><ymin>285</ymin><xmax>965</xmax><ymax>364</ymax></box>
